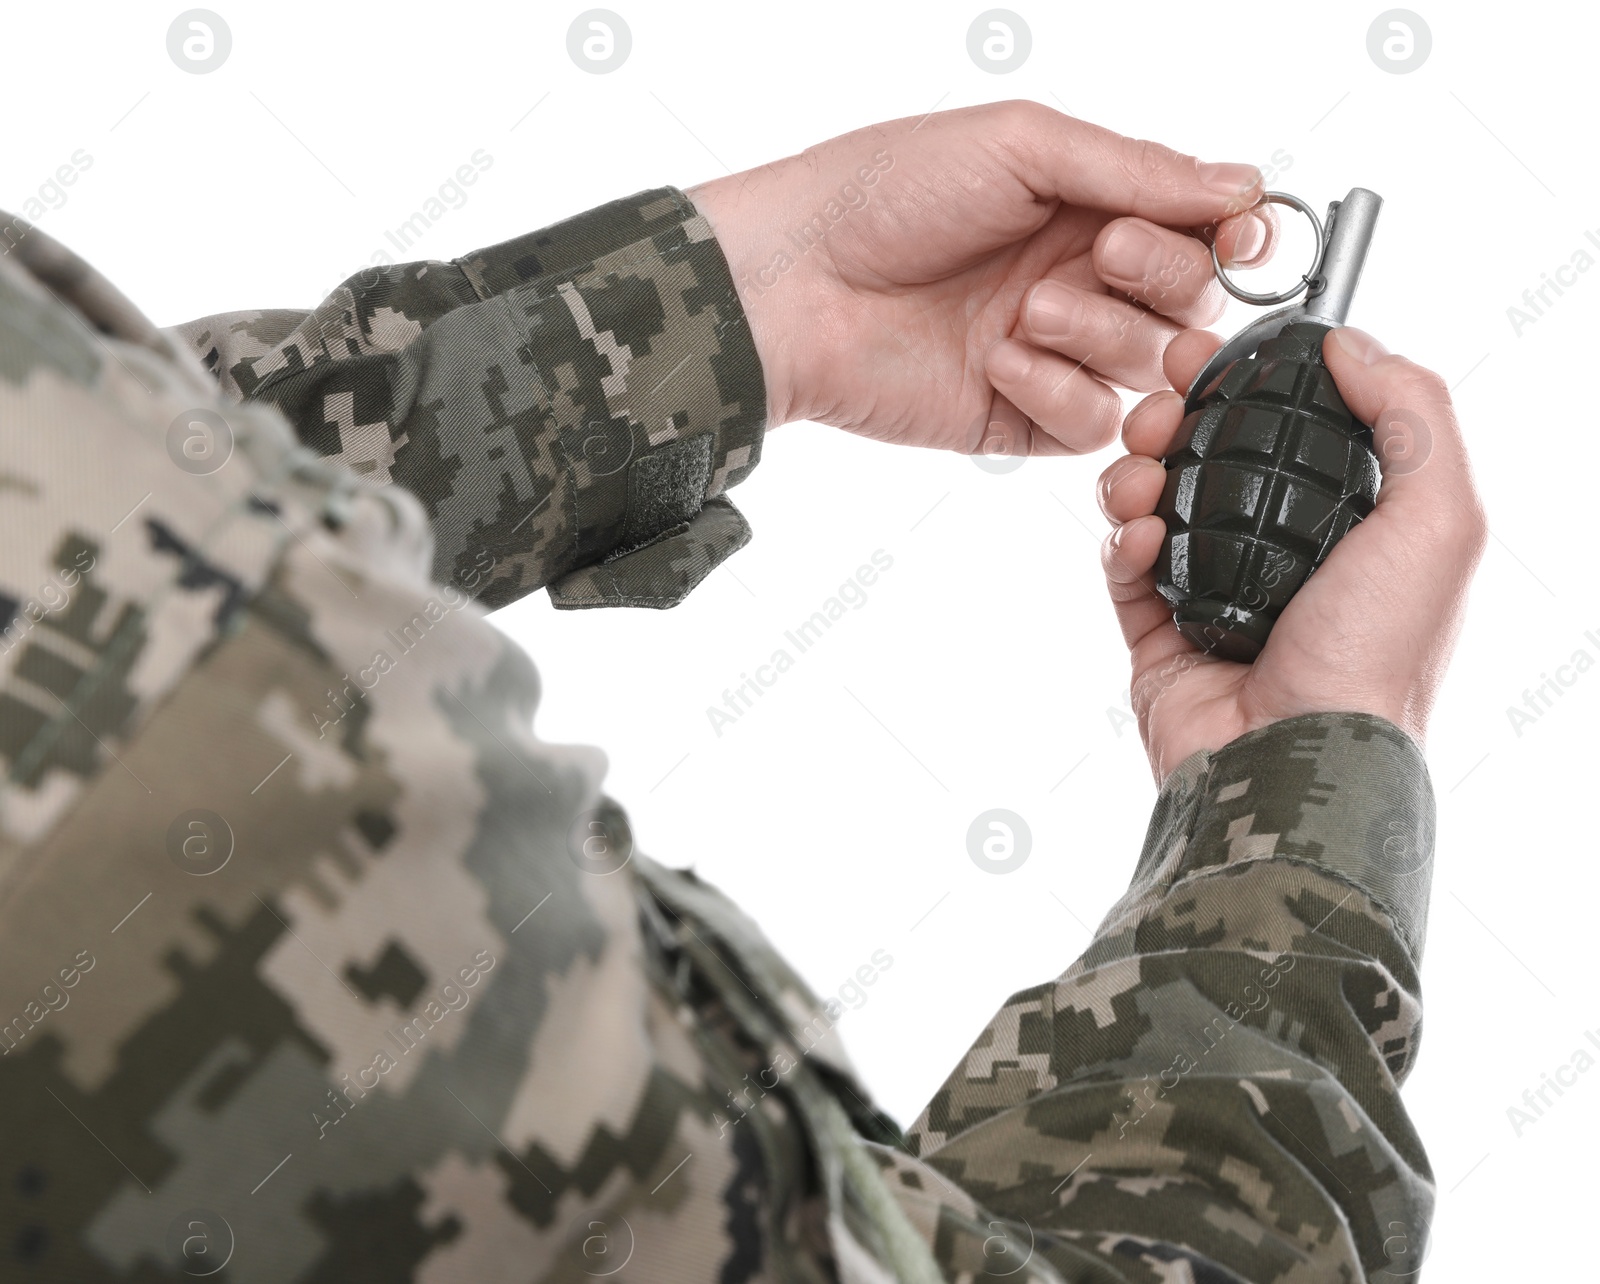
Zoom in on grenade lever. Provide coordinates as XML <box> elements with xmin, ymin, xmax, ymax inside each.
<box><xmin>1185</xmin><ymin>187</ymin><xmax>1383</xmax><ymax>413</ymax></box>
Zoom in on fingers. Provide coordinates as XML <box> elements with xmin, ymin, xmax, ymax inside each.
<box><xmin>1018</xmin><ymin>240</ymin><xmax>1245</xmax><ymax>395</ymax></box>
<box><xmin>971</xmin><ymin>389</ymin><xmax>1034</xmax><ymax>459</ymax></box>
<box><xmin>997</xmin><ymin>102</ymin><xmax>1264</xmax><ymax>228</ymax></box>
<box><xmin>983</xmin><ymin>339</ymin><xmax>1122</xmax><ymax>454</ymax></box>
<box><xmin>1101</xmin><ymin>514</ymin><xmax>1186</xmax><ymax>655</ymax></box>
<box><xmin>1098</xmin><ymin>451</ymin><xmax>1189</xmax><ymax>656</ymax></box>
<box><xmin>1092</xmin><ymin>219</ymin><xmax>1229</xmax><ymax>328</ymax></box>
<box><xmin>1019</xmin><ymin>282</ymin><xmax>1181</xmax><ymax>393</ymax></box>
<box><xmin>1163</xmin><ymin>329</ymin><xmax>1225</xmax><ymax>398</ymax></box>
<box><xmin>1097</xmin><ymin>453</ymin><xmax>1165</xmax><ymax>523</ymax></box>
<box><xmin>1143</xmin><ymin>325</ymin><xmax>1479</xmax><ymax>518</ymax></box>
<box><xmin>1121</xmin><ymin>390</ymin><xmax>1185</xmax><ymax>458</ymax></box>
<box><xmin>1212</xmin><ymin>204</ymin><xmax>1279</xmax><ymax>269</ymax></box>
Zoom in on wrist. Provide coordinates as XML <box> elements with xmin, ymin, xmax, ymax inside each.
<box><xmin>1238</xmin><ymin>689</ymin><xmax>1427</xmax><ymax>757</ymax></box>
<box><xmin>685</xmin><ymin>169</ymin><xmax>821</xmax><ymax>431</ymax></box>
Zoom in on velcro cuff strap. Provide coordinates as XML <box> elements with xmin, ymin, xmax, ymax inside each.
<box><xmin>546</xmin><ymin>495</ymin><xmax>751</xmax><ymax>609</ymax></box>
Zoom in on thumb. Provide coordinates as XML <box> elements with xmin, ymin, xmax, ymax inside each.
<box><xmin>1320</xmin><ymin>326</ymin><xmax>1485</xmax><ymax>535</ymax></box>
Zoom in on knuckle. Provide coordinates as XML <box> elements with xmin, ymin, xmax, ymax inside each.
<box><xmin>1129</xmin><ymin>136</ymin><xmax>1190</xmax><ymax>189</ymax></box>
<box><xmin>1411</xmin><ymin>495</ymin><xmax>1484</xmax><ymax>558</ymax></box>
<box><xmin>1415</xmin><ymin>367</ymin><xmax>1451</xmax><ymax>402</ymax></box>
<box><xmin>1140</xmin><ymin>319</ymin><xmax>1182</xmax><ymax>367</ymax></box>
<box><xmin>1091</xmin><ymin>389</ymin><xmax>1126</xmax><ymax>445</ymax></box>
<box><xmin>1456</xmin><ymin>495</ymin><xmax>1490</xmax><ymax>559</ymax></box>
<box><xmin>1062</xmin><ymin>370</ymin><xmax>1116</xmax><ymax>421</ymax></box>
<box><xmin>1393</xmin><ymin>362</ymin><xmax>1451</xmax><ymax>406</ymax></box>
<box><xmin>1100</xmin><ymin>530</ymin><xmax>1120</xmax><ymax>574</ymax></box>
<box><xmin>993</xmin><ymin>98</ymin><xmax>1046</xmax><ymax>139</ymax></box>
<box><xmin>1181</xmin><ymin>278</ymin><xmax>1227</xmax><ymax>329</ymax></box>
<box><xmin>1044</xmin><ymin>360</ymin><xmax>1081</xmax><ymax>406</ymax></box>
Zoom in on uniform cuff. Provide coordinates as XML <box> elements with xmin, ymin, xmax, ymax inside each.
<box><xmin>455</xmin><ymin>188</ymin><xmax>767</xmax><ymax>608</ymax></box>
<box><xmin>1121</xmin><ymin>712</ymin><xmax>1436</xmax><ymax>962</ymax></box>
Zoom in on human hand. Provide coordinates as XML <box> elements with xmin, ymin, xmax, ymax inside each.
<box><xmin>686</xmin><ymin>101</ymin><xmax>1274</xmax><ymax>454</ymax></box>
<box><xmin>1097</xmin><ymin>327</ymin><xmax>1487</xmax><ymax>783</ymax></box>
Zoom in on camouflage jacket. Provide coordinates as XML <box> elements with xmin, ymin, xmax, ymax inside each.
<box><xmin>0</xmin><ymin>191</ymin><xmax>1435</xmax><ymax>1283</ymax></box>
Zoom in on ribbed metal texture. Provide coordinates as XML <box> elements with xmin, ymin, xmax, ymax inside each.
<box><xmin>1155</xmin><ymin>322</ymin><xmax>1379</xmax><ymax>661</ymax></box>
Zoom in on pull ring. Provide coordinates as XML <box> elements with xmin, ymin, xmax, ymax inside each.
<box><xmin>1210</xmin><ymin>191</ymin><xmax>1326</xmax><ymax>306</ymax></box>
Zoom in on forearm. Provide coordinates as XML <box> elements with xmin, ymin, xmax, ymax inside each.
<box><xmin>908</xmin><ymin>713</ymin><xmax>1435</xmax><ymax>1281</ymax></box>
<box><xmin>166</xmin><ymin>188</ymin><xmax>768</xmax><ymax>610</ymax></box>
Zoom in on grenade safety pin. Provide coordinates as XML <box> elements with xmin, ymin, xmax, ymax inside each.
<box><xmin>1154</xmin><ymin>187</ymin><xmax>1383</xmax><ymax>662</ymax></box>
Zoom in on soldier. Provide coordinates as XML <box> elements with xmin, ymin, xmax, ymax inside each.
<box><xmin>0</xmin><ymin>102</ymin><xmax>1483</xmax><ymax>1281</ymax></box>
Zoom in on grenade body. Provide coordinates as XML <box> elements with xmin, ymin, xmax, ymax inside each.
<box><xmin>1155</xmin><ymin>321</ymin><xmax>1379</xmax><ymax>662</ymax></box>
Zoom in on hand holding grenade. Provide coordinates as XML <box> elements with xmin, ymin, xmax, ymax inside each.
<box><xmin>1154</xmin><ymin>188</ymin><xmax>1383</xmax><ymax>662</ymax></box>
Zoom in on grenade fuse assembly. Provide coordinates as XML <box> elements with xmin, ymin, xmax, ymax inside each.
<box><xmin>1154</xmin><ymin>188</ymin><xmax>1383</xmax><ymax>662</ymax></box>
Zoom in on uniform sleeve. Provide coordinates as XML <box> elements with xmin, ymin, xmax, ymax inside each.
<box><xmin>165</xmin><ymin>187</ymin><xmax>768</xmax><ymax>611</ymax></box>
<box><xmin>901</xmin><ymin>712</ymin><xmax>1436</xmax><ymax>1283</ymax></box>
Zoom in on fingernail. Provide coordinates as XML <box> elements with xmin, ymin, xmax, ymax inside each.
<box><xmin>1026</xmin><ymin>281</ymin><xmax>1081</xmax><ymax>337</ymax></box>
<box><xmin>1101</xmin><ymin>223</ymin><xmax>1164</xmax><ymax>285</ymax></box>
<box><xmin>1107</xmin><ymin>524</ymin><xmax>1125</xmax><ymax>555</ymax></box>
<box><xmin>1230</xmin><ymin>212</ymin><xmax>1267</xmax><ymax>266</ymax></box>
<box><xmin>1126</xmin><ymin>389</ymin><xmax>1179</xmax><ymax>434</ymax></box>
<box><xmin>1196</xmin><ymin>161</ymin><xmax>1261</xmax><ymax>199</ymax></box>
<box><xmin>986</xmin><ymin>338</ymin><xmax>1032</xmax><ymax>383</ymax></box>
<box><xmin>1099</xmin><ymin>457</ymin><xmax>1137</xmax><ymax>508</ymax></box>
<box><xmin>1331</xmin><ymin>326</ymin><xmax>1389</xmax><ymax>365</ymax></box>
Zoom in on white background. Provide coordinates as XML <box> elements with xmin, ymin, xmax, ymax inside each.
<box><xmin>7</xmin><ymin>1</ymin><xmax>1595</xmax><ymax>1277</ymax></box>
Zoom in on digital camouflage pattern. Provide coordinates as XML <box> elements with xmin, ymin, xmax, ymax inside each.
<box><xmin>0</xmin><ymin>191</ymin><xmax>1435</xmax><ymax>1283</ymax></box>
<box><xmin>168</xmin><ymin>186</ymin><xmax>768</xmax><ymax>613</ymax></box>
<box><xmin>904</xmin><ymin>713</ymin><xmax>1435</xmax><ymax>1282</ymax></box>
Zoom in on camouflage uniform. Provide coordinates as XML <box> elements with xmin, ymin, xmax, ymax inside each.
<box><xmin>0</xmin><ymin>189</ymin><xmax>1435</xmax><ymax>1282</ymax></box>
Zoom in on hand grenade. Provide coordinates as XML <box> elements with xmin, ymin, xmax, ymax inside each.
<box><xmin>1154</xmin><ymin>188</ymin><xmax>1383</xmax><ymax>662</ymax></box>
